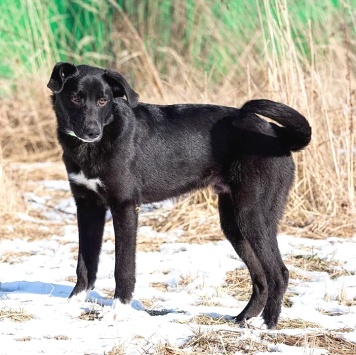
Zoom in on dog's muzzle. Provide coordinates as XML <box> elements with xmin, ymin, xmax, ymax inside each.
<box><xmin>67</xmin><ymin>129</ymin><xmax>102</xmax><ymax>143</ymax></box>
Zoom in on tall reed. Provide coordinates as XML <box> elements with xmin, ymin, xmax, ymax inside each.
<box><xmin>0</xmin><ymin>150</ymin><xmax>20</xmax><ymax>215</ymax></box>
<box><xmin>0</xmin><ymin>0</ymin><xmax>354</xmax><ymax>235</ymax></box>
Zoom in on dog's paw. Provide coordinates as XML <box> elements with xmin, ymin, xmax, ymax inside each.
<box><xmin>102</xmin><ymin>299</ymin><xmax>148</xmax><ymax>322</ymax></box>
<box><xmin>63</xmin><ymin>292</ymin><xmax>89</xmax><ymax>318</ymax></box>
<box><xmin>67</xmin><ymin>290</ymin><xmax>88</xmax><ymax>305</ymax></box>
<box><xmin>243</xmin><ymin>316</ymin><xmax>268</xmax><ymax>330</ymax></box>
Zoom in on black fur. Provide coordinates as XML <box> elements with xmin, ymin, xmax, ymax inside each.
<box><xmin>47</xmin><ymin>63</ymin><xmax>311</xmax><ymax>329</ymax></box>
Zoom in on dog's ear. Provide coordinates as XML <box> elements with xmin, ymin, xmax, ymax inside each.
<box><xmin>47</xmin><ymin>62</ymin><xmax>79</xmax><ymax>93</ymax></box>
<box><xmin>103</xmin><ymin>70</ymin><xmax>139</xmax><ymax>108</ymax></box>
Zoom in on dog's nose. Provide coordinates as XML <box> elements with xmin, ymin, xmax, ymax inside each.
<box><xmin>83</xmin><ymin>124</ymin><xmax>101</xmax><ymax>140</ymax></box>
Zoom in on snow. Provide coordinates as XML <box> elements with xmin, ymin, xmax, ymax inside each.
<box><xmin>1</xmin><ymin>180</ymin><xmax>356</xmax><ymax>354</ymax></box>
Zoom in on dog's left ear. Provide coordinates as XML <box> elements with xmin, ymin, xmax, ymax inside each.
<box><xmin>47</xmin><ymin>62</ymin><xmax>79</xmax><ymax>93</ymax></box>
<box><xmin>103</xmin><ymin>70</ymin><xmax>139</xmax><ymax>108</ymax></box>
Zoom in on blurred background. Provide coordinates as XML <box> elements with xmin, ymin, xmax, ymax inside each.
<box><xmin>0</xmin><ymin>0</ymin><xmax>355</xmax><ymax>238</ymax></box>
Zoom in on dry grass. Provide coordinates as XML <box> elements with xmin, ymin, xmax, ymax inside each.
<box><xmin>264</xmin><ymin>331</ymin><xmax>356</xmax><ymax>355</ymax></box>
<box><xmin>139</xmin><ymin>297</ymin><xmax>162</xmax><ymax>310</ymax></box>
<box><xmin>105</xmin><ymin>344</ymin><xmax>126</xmax><ymax>355</ymax></box>
<box><xmin>78</xmin><ymin>301</ymin><xmax>105</xmax><ymax>322</ymax></box>
<box><xmin>0</xmin><ymin>219</ymin><xmax>64</xmax><ymax>241</ymax></box>
<box><xmin>190</xmin><ymin>307</ymin><xmax>324</xmax><ymax>330</ymax></box>
<box><xmin>0</xmin><ymin>79</ymin><xmax>61</xmax><ymax>162</ymax></box>
<box><xmin>150</xmin><ymin>345</ymin><xmax>187</xmax><ymax>355</ymax></box>
<box><xmin>195</xmin><ymin>297</ymin><xmax>224</xmax><ymax>308</ymax></box>
<box><xmin>288</xmin><ymin>269</ymin><xmax>312</xmax><ymax>282</ymax></box>
<box><xmin>0</xmin><ymin>251</ymin><xmax>33</xmax><ymax>264</ymax></box>
<box><xmin>277</xmin><ymin>318</ymin><xmax>322</xmax><ymax>330</ymax></box>
<box><xmin>136</xmin><ymin>235</ymin><xmax>166</xmax><ymax>252</ymax></box>
<box><xmin>0</xmin><ymin>155</ymin><xmax>24</xmax><ymax>218</ymax></box>
<box><xmin>342</xmin><ymin>298</ymin><xmax>356</xmax><ymax>307</ymax></box>
<box><xmin>0</xmin><ymin>162</ymin><xmax>68</xmax><ymax>241</ymax></box>
<box><xmin>64</xmin><ymin>276</ymin><xmax>77</xmax><ymax>283</ymax></box>
<box><xmin>139</xmin><ymin>192</ymin><xmax>224</xmax><ymax>243</ymax></box>
<box><xmin>282</xmin><ymin>291</ymin><xmax>294</xmax><ymax>308</ymax></box>
<box><xmin>286</xmin><ymin>254</ymin><xmax>351</xmax><ymax>279</ymax></box>
<box><xmin>103</xmin><ymin>288</ymin><xmax>115</xmax><ymax>299</ymax></box>
<box><xmin>182</xmin><ymin>327</ymin><xmax>268</xmax><ymax>354</ymax></box>
<box><xmin>178</xmin><ymin>274</ymin><xmax>195</xmax><ymax>288</ymax></box>
<box><xmin>322</xmin><ymin>283</ymin><xmax>356</xmax><ymax>308</ymax></box>
<box><xmin>43</xmin><ymin>335</ymin><xmax>70</xmax><ymax>340</ymax></box>
<box><xmin>15</xmin><ymin>336</ymin><xmax>33</xmax><ymax>342</ymax></box>
<box><xmin>158</xmin><ymin>324</ymin><xmax>356</xmax><ymax>354</ymax></box>
<box><xmin>0</xmin><ymin>306</ymin><xmax>33</xmax><ymax>322</ymax></box>
<box><xmin>223</xmin><ymin>268</ymin><xmax>251</xmax><ymax>302</ymax></box>
<box><xmin>79</xmin><ymin>309</ymin><xmax>102</xmax><ymax>321</ymax></box>
<box><xmin>191</xmin><ymin>314</ymin><xmax>233</xmax><ymax>326</ymax></box>
<box><xmin>149</xmin><ymin>282</ymin><xmax>168</xmax><ymax>292</ymax></box>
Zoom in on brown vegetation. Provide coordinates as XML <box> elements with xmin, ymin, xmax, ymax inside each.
<box><xmin>0</xmin><ymin>1</ymin><xmax>354</xmax><ymax>238</ymax></box>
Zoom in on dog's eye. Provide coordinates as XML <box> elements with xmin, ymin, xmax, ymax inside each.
<box><xmin>71</xmin><ymin>94</ymin><xmax>81</xmax><ymax>104</ymax></box>
<box><xmin>98</xmin><ymin>98</ymin><xmax>108</xmax><ymax>107</ymax></box>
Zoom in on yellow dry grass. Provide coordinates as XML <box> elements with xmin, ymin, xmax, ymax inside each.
<box><xmin>79</xmin><ymin>309</ymin><xmax>102</xmax><ymax>322</ymax></box>
<box><xmin>181</xmin><ymin>327</ymin><xmax>268</xmax><ymax>354</ymax></box>
<box><xmin>0</xmin><ymin>306</ymin><xmax>33</xmax><ymax>322</ymax></box>
<box><xmin>264</xmin><ymin>331</ymin><xmax>356</xmax><ymax>355</ymax></box>
<box><xmin>105</xmin><ymin>345</ymin><xmax>126</xmax><ymax>355</ymax></box>
<box><xmin>286</xmin><ymin>254</ymin><xmax>353</xmax><ymax>279</ymax></box>
<box><xmin>222</xmin><ymin>268</ymin><xmax>251</xmax><ymax>302</ymax></box>
<box><xmin>0</xmin><ymin>155</ymin><xmax>23</xmax><ymax>217</ymax></box>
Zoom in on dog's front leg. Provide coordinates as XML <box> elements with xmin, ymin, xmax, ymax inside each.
<box><xmin>69</xmin><ymin>196</ymin><xmax>107</xmax><ymax>302</ymax></box>
<box><xmin>110</xmin><ymin>199</ymin><xmax>138</xmax><ymax>315</ymax></box>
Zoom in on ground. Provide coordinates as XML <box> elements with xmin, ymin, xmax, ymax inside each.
<box><xmin>0</xmin><ymin>163</ymin><xmax>355</xmax><ymax>354</ymax></box>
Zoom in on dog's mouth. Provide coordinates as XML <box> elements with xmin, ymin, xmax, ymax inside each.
<box><xmin>66</xmin><ymin>130</ymin><xmax>102</xmax><ymax>143</ymax></box>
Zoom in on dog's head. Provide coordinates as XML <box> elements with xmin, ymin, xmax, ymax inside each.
<box><xmin>47</xmin><ymin>62</ymin><xmax>139</xmax><ymax>143</ymax></box>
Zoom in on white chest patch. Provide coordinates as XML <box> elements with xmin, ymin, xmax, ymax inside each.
<box><xmin>69</xmin><ymin>171</ymin><xmax>103</xmax><ymax>193</ymax></box>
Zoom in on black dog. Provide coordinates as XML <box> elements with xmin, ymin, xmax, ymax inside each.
<box><xmin>47</xmin><ymin>62</ymin><xmax>311</xmax><ymax>329</ymax></box>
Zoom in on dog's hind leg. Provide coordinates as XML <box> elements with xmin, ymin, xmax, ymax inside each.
<box><xmin>231</xmin><ymin>157</ymin><xmax>293</xmax><ymax>329</ymax></box>
<box><xmin>218</xmin><ymin>193</ymin><xmax>268</xmax><ymax>322</ymax></box>
<box><xmin>259</xmin><ymin>187</ymin><xmax>290</xmax><ymax>329</ymax></box>
<box><xmin>260</xmin><ymin>228</ymin><xmax>289</xmax><ymax>329</ymax></box>
<box><xmin>259</xmin><ymin>159</ymin><xmax>292</xmax><ymax>329</ymax></box>
<box><xmin>69</xmin><ymin>196</ymin><xmax>107</xmax><ymax>300</ymax></box>
<box><xmin>231</xmin><ymin>193</ymin><xmax>285</xmax><ymax>329</ymax></box>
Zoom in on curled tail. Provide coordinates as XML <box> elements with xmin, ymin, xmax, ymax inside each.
<box><xmin>238</xmin><ymin>99</ymin><xmax>312</xmax><ymax>152</ymax></box>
